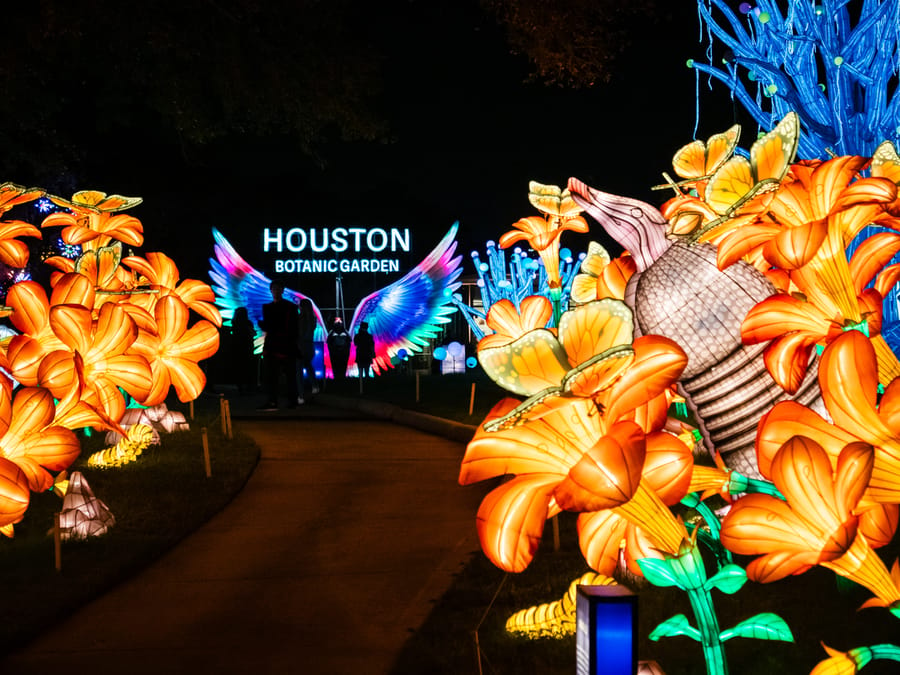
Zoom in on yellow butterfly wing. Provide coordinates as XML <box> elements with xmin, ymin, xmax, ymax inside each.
<box><xmin>872</xmin><ymin>140</ymin><xmax>900</xmax><ymax>184</ymax></box>
<box><xmin>672</xmin><ymin>125</ymin><xmax>740</xmax><ymax>180</ymax></box>
<box><xmin>570</xmin><ymin>242</ymin><xmax>612</xmax><ymax>304</ymax></box>
<box><xmin>478</xmin><ymin>330</ymin><xmax>570</xmax><ymax>397</ymax></box>
<box><xmin>481</xmin><ymin>301</ymin><xmax>636</xmax><ymax>430</ymax></box>
<box><xmin>749</xmin><ymin>112</ymin><xmax>799</xmax><ymax>184</ymax></box>
<box><xmin>75</xmin><ymin>242</ymin><xmax>123</xmax><ymax>289</ymax></box>
<box><xmin>527</xmin><ymin>181</ymin><xmax>582</xmax><ymax>218</ymax></box>
<box><xmin>483</xmin><ymin>390</ymin><xmax>580</xmax><ymax>432</ymax></box>
<box><xmin>578</xmin><ymin>241</ymin><xmax>611</xmax><ymax>278</ymax></box>
<box><xmin>558</xmin><ymin>299</ymin><xmax>634</xmax><ymax>398</ymax></box>
<box><xmin>705</xmin><ymin>112</ymin><xmax>799</xmax><ymax>216</ymax></box>
<box><xmin>559</xmin><ymin>299</ymin><xmax>633</xmax><ymax>365</ymax></box>
<box><xmin>704</xmin><ymin>156</ymin><xmax>756</xmax><ymax>215</ymax></box>
<box><xmin>705</xmin><ymin>125</ymin><xmax>741</xmax><ymax>172</ymax></box>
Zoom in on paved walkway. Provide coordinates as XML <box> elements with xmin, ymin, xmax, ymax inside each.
<box><xmin>0</xmin><ymin>413</ymin><xmax>487</xmax><ymax>674</ymax></box>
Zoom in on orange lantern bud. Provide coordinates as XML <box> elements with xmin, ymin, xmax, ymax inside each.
<box><xmin>556</xmin><ymin>421</ymin><xmax>646</xmax><ymax>512</ymax></box>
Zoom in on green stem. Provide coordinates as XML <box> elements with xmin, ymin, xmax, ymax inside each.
<box><xmin>681</xmin><ymin>494</ymin><xmax>731</xmax><ymax>567</ymax></box>
<box><xmin>728</xmin><ymin>472</ymin><xmax>785</xmax><ymax>499</ymax></box>
<box><xmin>744</xmin><ymin>478</ymin><xmax>784</xmax><ymax>499</ymax></box>
<box><xmin>666</xmin><ymin>542</ymin><xmax>730</xmax><ymax>675</ymax></box>
<box><xmin>686</xmin><ymin>586</ymin><xmax>729</xmax><ymax>675</ymax></box>
<box><xmin>549</xmin><ymin>286</ymin><xmax>563</xmax><ymax>328</ymax></box>
<box><xmin>859</xmin><ymin>644</ymin><xmax>900</xmax><ymax>669</ymax></box>
<box><xmin>694</xmin><ymin>498</ymin><xmax>732</xmax><ymax>567</ymax></box>
<box><xmin>693</xmin><ymin>499</ymin><xmax>723</xmax><ymax>541</ymax></box>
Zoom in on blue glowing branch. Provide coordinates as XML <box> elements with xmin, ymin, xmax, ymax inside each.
<box><xmin>692</xmin><ymin>1</ymin><xmax>900</xmax><ymax>355</ymax></box>
<box><xmin>693</xmin><ymin>0</ymin><xmax>900</xmax><ymax>159</ymax></box>
<box><xmin>449</xmin><ymin>295</ymin><xmax>487</xmax><ymax>340</ymax></box>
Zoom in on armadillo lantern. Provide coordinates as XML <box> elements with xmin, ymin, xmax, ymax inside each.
<box><xmin>568</xmin><ymin>178</ymin><xmax>825</xmax><ymax>478</ymax></box>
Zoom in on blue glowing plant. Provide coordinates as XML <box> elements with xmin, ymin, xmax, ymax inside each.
<box><xmin>691</xmin><ymin>0</ymin><xmax>900</xmax><ymax>350</ymax></box>
<box><xmin>451</xmin><ymin>241</ymin><xmax>584</xmax><ymax>340</ymax></box>
<box><xmin>691</xmin><ymin>0</ymin><xmax>900</xmax><ymax>159</ymax></box>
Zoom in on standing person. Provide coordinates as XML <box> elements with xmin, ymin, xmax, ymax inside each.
<box><xmin>258</xmin><ymin>280</ymin><xmax>299</xmax><ymax>409</ymax></box>
<box><xmin>231</xmin><ymin>306</ymin><xmax>257</xmax><ymax>395</ymax></box>
<box><xmin>326</xmin><ymin>316</ymin><xmax>351</xmax><ymax>381</ymax></box>
<box><xmin>353</xmin><ymin>321</ymin><xmax>375</xmax><ymax>379</ymax></box>
<box><xmin>297</xmin><ymin>298</ymin><xmax>319</xmax><ymax>397</ymax></box>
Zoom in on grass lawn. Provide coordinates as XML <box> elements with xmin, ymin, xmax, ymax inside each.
<box><xmin>0</xmin><ymin>392</ymin><xmax>260</xmax><ymax>652</ymax></box>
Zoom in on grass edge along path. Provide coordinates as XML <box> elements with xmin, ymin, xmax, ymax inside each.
<box><xmin>0</xmin><ymin>392</ymin><xmax>260</xmax><ymax>652</ymax></box>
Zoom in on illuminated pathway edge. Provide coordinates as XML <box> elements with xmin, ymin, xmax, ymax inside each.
<box><xmin>0</xmin><ymin>416</ymin><xmax>487</xmax><ymax>675</ymax></box>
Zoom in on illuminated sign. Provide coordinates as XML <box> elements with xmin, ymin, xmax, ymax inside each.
<box><xmin>262</xmin><ymin>227</ymin><xmax>411</xmax><ymax>274</ymax></box>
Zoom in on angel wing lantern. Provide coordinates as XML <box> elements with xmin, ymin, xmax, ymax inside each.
<box><xmin>208</xmin><ymin>224</ymin><xmax>463</xmax><ymax>377</ymax></box>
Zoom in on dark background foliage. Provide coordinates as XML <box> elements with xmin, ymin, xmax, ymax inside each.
<box><xmin>0</xmin><ymin>1</ymin><xmax>739</xmax><ymax>285</ymax></box>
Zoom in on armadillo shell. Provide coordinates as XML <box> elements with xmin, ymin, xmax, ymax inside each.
<box><xmin>624</xmin><ymin>241</ymin><xmax>826</xmax><ymax>479</ymax></box>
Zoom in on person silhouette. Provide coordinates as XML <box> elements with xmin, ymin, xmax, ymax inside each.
<box><xmin>353</xmin><ymin>321</ymin><xmax>375</xmax><ymax>379</ymax></box>
<box><xmin>326</xmin><ymin>316</ymin><xmax>351</xmax><ymax>381</ymax></box>
<box><xmin>257</xmin><ymin>280</ymin><xmax>299</xmax><ymax>409</ymax></box>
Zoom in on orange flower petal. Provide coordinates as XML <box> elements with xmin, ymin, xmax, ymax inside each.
<box><xmin>49</xmin><ymin>305</ymin><xmax>93</xmax><ymax>354</ymax></box>
<box><xmin>49</xmin><ymin>272</ymin><xmax>96</xmax><ymax>307</ymax></box>
<box><xmin>763</xmin><ymin>332</ymin><xmax>815</xmax><ymax>394</ymax></box>
<box><xmin>858</xmin><ymin>503</ymin><xmax>899</xmax><ymax>549</ymax></box>
<box><xmin>460</xmin><ymin>398</ymin><xmax>600</xmax><ymax>484</ymax></box>
<box><xmin>850</xmin><ymin>231</ymin><xmax>900</xmax><ymax>293</ymax></box>
<box><xmin>763</xmin><ymin>219</ymin><xmax>828</xmax><ymax>269</ymax></box>
<box><xmin>165</xmin><ymin>359</ymin><xmax>208</xmax><ymax>402</ymax></box>
<box><xmin>6</xmin><ymin>281</ymin><xmax>50</xmax><ymax>336</ymax></box>
<box><xmin>6</xmin><ymin>336</ymin><xmax>48</xmax><ymax>387</ymax></box>
<box><xmin>721</xmin><ymin>495</ymin><xmax>825</xmax><ymax>563</ymax></box>
<box><xmin>742</xmin><ymin>294</ymin><xmax>834</xmax><ymax>342</ymax></box>
<box><xmin>36</xmin><ymin>350</ymin><xmax>80</xmax><ymax>399</ymax></box>
<box><xmin>0</xmin><ymin>458</ymin><xmax>30</xmax><ymax>527</ymax></box>
<box><xmin>476</xmin><ymin>474</ymin><xmax>559</xmax><ymax>572</ymax></box>
<box><xmin>577</xmin><ymin>510</ymin><xmax>628</xmax><ymax>575</ymax></box>
<box><xmin>757</xmin><ymin>401</ymin><xmax>858</xmax><ymax>478</ymax></box>
<box><xmin>604</xmin><ymin>336</ymin><xmax>686</xmax><ymax>423</ymax></box>
<box><xmin>643</xmin><ymin>431</ymin><xmax>693</xmax><ymax>505</ymax></box>
<box><xmin>716</xmin><ymin>223</ymin><xmax>782</xmax><ymax>270</ymax></box>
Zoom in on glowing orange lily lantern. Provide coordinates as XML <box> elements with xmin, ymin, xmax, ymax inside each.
<box><xmin>0</xmin><ymin>183</ymin><xmax>222</xmax><ymax>533</ymax></box>
<box><xmin>461</xmin><ymin>297</ymin><xmax>692</xmax><ymax>575</ymax></box>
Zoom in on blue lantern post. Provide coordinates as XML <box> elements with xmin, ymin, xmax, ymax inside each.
<box><xmin>576</xmin><ymin>584</ymin><xmax>638</xmax><ymax>675</ymax></box>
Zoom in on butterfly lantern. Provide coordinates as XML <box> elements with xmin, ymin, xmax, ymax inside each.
<box><xmin>658</xmin><ymin>112</ymin><xmax>800</xmax><ymax>246</ymax></box>
<box><xmin>208</xmin><ymin>224</ymin><xmax>463</xmax><ymax>377</ymax></box>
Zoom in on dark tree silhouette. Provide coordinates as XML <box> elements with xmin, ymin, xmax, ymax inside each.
<box><xmin>0</xmin><ymin>0</ymin><xmax>389</xmax><ymax>180</ymax></box>
<box><xmin>479</xmin><ymin>0</ymin><xmax>668</xmax><ymax>87</ymax></box>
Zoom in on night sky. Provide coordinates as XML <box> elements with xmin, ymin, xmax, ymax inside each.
<box><xmin>4</xmin><ymin>1</ymin><xmax>745</xmax><ymax>302</ymax></box>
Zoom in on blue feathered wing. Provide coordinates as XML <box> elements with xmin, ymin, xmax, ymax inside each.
<box><xmin>208</xmin><ymin>227</ymin><xmax>327</xmax><ymax>349</ymax></box>
<box><xmin>347</xmin><ymin>222</ymin><xmax>463</xmax><ymax>374</ymax></box>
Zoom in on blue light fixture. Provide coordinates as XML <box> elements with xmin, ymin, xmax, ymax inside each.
<box><xmin>576</xmin><ymin>584</ymin><xmax>638</xmax><ymax>675</ymax></box>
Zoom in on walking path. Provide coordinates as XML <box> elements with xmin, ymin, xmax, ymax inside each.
<box><xmin>0</xmin><ymin>405</ymin><xmax>486</xmax><ymax>674</ymax></box>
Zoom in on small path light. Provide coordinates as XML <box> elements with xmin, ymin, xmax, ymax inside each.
<box><xmin>576</xmin><ymin>584</ymin><xmax>637</xmax><ymax>675</ymax></box>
